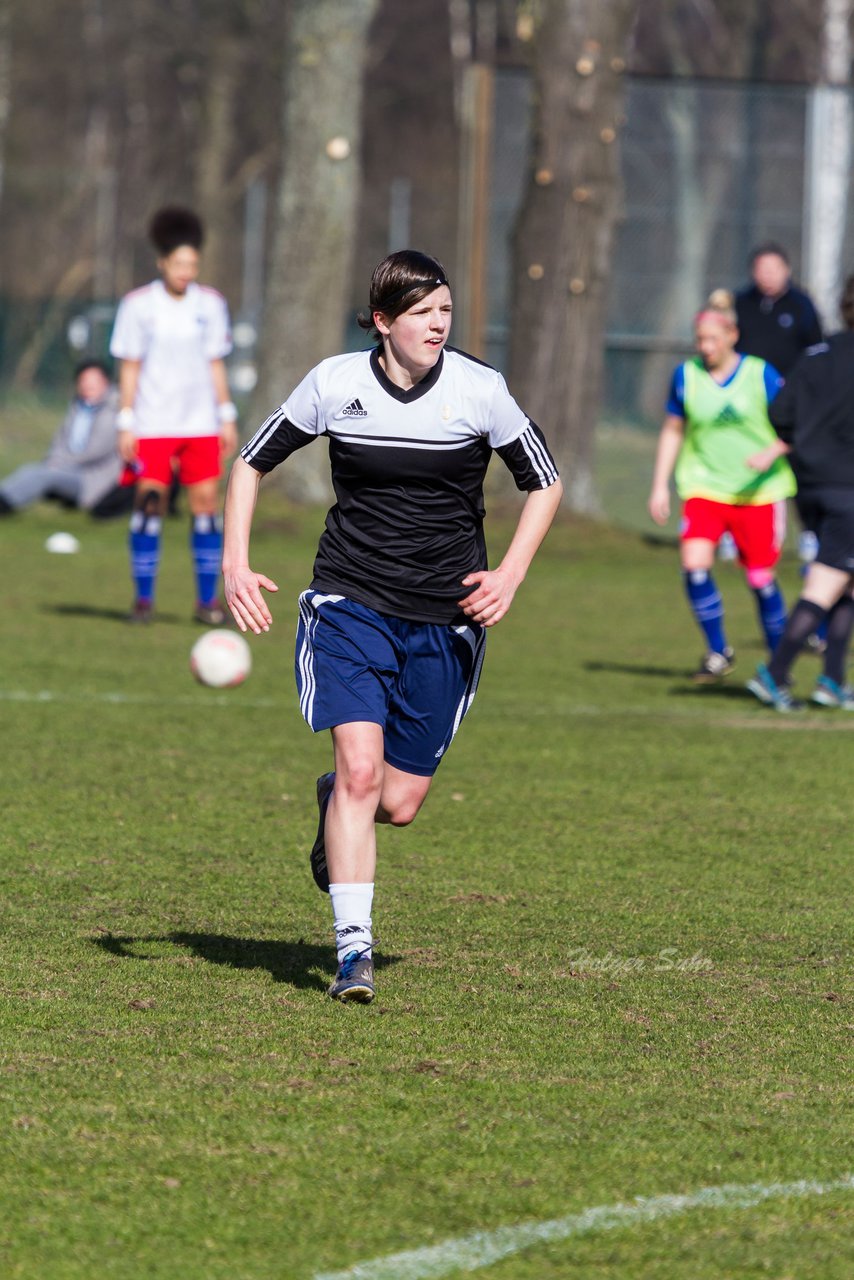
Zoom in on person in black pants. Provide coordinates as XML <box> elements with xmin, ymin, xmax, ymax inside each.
<box><xmin>746</xmin><ymin>276</ymin><xmax>854</xmax><ymax>712</ymax></box>
<box><xmin>735</xmin><ymin>244</ymin><xmax>826</xmax><ymax>594</ymax></box>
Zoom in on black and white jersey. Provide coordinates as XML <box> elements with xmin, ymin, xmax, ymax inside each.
<box><xmin>241</xmin><ymin>346</ymin><xmax>559</xmax><ymax>624</ymax></box>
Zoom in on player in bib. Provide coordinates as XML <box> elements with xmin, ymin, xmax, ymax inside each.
<box><xmin>223</xmin><ymin>250</ymin><xmax>563</xmax><ymax>1003</ymax></box>
<box><xmin>649</xmin><ymin>290</ymin><xmax>796</xmax><ymax>683</ymax></box>
<box><xmin>110</xmin><ymin>207</ymin><xmax>237</xmax><ymax>624</ymax></box>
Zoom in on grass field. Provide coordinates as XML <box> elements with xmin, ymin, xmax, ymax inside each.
<box><xmin>1</xmin><ymin>433</ymin><xmax>852</xmax><ymax>1278</ymax></box>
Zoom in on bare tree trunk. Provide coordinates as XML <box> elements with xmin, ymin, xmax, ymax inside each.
<box><xmin>253</xmin><ymin>0</ymin><xmax>380</xmax><ymax>502</ymax></box>
<box><xmin>509</xmin><ymin>0</ymin><xmax>637</xmax><ymax>513</ymax></box>
<box><xmin>195</xmin><ymin>32</ymin><xmax>244</xmax><ymax>291</ymax></box>
<box><xmin>0</xmin><ymin>0</ymin><xmax>11</xmax><ymax>222</ymax></box>
<box><xmin>114</xmin><ymin>2</ymin><xmax>156</xmax><ymax>300</ymax></box>
<box><xmin>82</xmin><ymin>0</ymin><xmax>116</xmax><ymax>302</ymax></box>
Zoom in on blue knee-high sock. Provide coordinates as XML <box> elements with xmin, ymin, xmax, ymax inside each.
<box><xmin>129</xmin><ymin>511</ymin><xmax>162</xmax><ymax>604</ymax></box>
<box><xmin>683</xmin><ymin>569</ymin><xmax>728</xmax><ymax>654</ymax></box>
<box><xmin>753</xmin><ymin>580</ymin><xmax>787</xmax><ymax>654</ymax></box>
<box><xmin>191</xmin><ymin>514</ymin><xmax>222</xmax><ymax>606</ymax></box>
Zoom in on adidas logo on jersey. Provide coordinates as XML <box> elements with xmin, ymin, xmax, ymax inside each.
<box><xmin>340</xmin><ymin>398</ymin><xmax>368</xmax><ymax>417</ymax></box>
<box><xmin>714</xmin><ymin>403</ymin><xmax>743</xmax><ymax>426</ymax></box>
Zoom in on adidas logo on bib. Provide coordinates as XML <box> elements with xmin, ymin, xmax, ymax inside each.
<box><xmin>340</xmin><ymin>398</ymin><xmax>368</xmax><ymax>417</ymax></box>
<box><xmin>714</xmin><ymin>403</ymin><xmax>742</xmax><ymax>426</ymax></box>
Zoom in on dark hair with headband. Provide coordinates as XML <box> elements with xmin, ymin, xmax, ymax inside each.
<box><xmin>357</xmin><ymin>250</ymin><xmax>450</xmax><ymax>336</ymax></box>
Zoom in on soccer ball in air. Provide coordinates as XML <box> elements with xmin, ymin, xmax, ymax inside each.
<box><xmin>190</xmin><ymin>629</ymin><xmax>252</xmax><ymax>688</ymax></box>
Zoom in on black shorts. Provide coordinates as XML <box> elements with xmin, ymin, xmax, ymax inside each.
<box><xmin>795</xmin><ymin>486</ymin><xmax>854</xmax><ymax>574</ymax></box>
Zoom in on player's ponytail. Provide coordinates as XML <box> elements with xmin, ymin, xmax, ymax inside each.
<box><xmin>695</xmin><ymin>288</ymin><xmax>737</xmax><ymax>329</ymax></box>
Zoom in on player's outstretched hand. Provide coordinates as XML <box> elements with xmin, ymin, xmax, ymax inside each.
<box><xmin>118</xmin><ymin>429</ymin><xmax>138</xmax><ymax>465</ymax></box>
<box><xmin>745</xmin><ymin>444</ymin><xmax>785</xmax><ymax>473</ymax></box>
<box><xmin>219</xmin><ymin>420</ymin><xmax>239</xmax><ymax>460</ymax></box>
<box><xmin>648</xmin><ymin>486</ymin><xmax>670</xmax><ymax>525</ymax></box>
<box><xmin>224</xmin><ymin>566</ymin><xmax>279</xmax><ymax>634</ymax></box>
<box><xmin>458</xmin><ymin>567</ymin><xmax>518</xmax><ymax>628</ymax></box>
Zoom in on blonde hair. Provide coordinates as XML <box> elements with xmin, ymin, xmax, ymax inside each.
<box><xmin>695</xmin><ymin>288</ymin><xmax>737</xmax><ymax>328</ymax></box>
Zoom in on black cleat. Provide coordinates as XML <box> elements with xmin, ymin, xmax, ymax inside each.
<box><xmin>310</xmin><ymin>772</ymin><xmax>335</xmax><ymax>893</ymax></box>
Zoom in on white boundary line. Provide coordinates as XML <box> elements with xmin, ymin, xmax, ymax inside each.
<box><xmin>3</xmin><ymin>687</ymin><xmax>854</xmax><ymax>730</ymax></box>
<box><xmin>313</xmin><ymin>1174</ymin><xmax>854</xmax><ymax>1280</ymax></box>
<box><xmin>0</xmin><ymin>688</ymin><xmax>280</xmax><ymax>709</ymax></box>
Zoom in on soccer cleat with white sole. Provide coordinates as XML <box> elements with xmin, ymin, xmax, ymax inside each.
<box><xmin>328</xmin><ymin>947</ymin><xmax>375</xmax><ymax>1003</ymax></box>
<box><xmin>746</xmin><ymin>663</ymin><xmax>802</xmax><ymax>712</ymax></box>
<box><xmin>811</xmin><ymin>675</ymin><xmax>854</xmax><ymax>710</ymax></box>
<box><xmin>692</xmin><ymin>647</ymin><xmax>735</xmax><ymax>684</ymax></box>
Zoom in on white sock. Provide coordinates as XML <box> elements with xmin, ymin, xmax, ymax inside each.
<box><xmin>329</xmin><ymin>882</ymin><xmax>374</xmax><ymax>962</ymax></box>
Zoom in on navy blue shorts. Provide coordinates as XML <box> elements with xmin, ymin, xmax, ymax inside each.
<box><xmin>295</xmin><ymin>591</ymin><xmax>486</xmax><ymax>777</ymax></box>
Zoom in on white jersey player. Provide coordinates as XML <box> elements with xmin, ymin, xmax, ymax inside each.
<box><xmin>109</xmin><ymin>206</ymin><xmax>236</xmax><ymax>624</ymax></box>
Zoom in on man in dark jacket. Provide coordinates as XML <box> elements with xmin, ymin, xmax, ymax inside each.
<box><xmin>735</xmin><ymin>243</ymin><xmax>823</xmax><ymax>376</ymax></box>
<box><xmin>735</xmin><ymin>243</ymin><xmax>825</xmax><ymax>586</ymax></box>
<box><xmin>0</xmin><ymin>360</ymin><xmax>130</xmax><ymax>518</ymax></box>
<box><xmin>746</xmin><ymin>276</ymin><xmax>854</xmax><ymax>712</ymax></box>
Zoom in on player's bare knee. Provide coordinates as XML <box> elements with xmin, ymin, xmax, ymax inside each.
<box><xmin>746</xmin><ymin>566</ymin><xmax>775</xmax><ymax>590</ymax></box>
<box><xmin>383</xmin><ymin>781</ymin><xmax>430</xmax><ymax>827</ymax></box>
<box><xmin>338</xmin><ymin>758</ymin><xmax>383</xmax><ymax>806</ymax></box>
<box><xmin>385</xmin><ymin>800</ymin><xmax>418</xmax><ymax>827</ymax></box>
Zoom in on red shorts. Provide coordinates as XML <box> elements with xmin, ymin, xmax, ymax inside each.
<box><xmin>121</xmin><ymin>436</ymin><xmax>221</xmax><ymax>488</ymax></box>
<box><xmin>680</xmin><ymin>497</ymin><xmax>786</xmax><ymax>570</ymax></box>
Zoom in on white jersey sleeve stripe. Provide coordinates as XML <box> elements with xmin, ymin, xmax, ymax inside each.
<box><xmin>242</xmin><ymin>408</ymin><xmax>288</xmax><ymax>462</ymax></box>
<box><xmin>519</xmin><ymin>424</ymin><xmax>559</xmax><ymax>487</ymax></box>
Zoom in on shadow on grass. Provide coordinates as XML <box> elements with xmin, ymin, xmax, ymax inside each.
<box><xmin>585</xmin><ymin>659</ymin><xmax>689</xmax><ymax>679</ymax></box>
<box><xmin>668</xmin><ymin>682</ymin><xmax>757</xmax><ymax>702</ymax></box>
<box><xmin>43</xmin><ymin>603</ymin><xmax>183</xmax><ymax>624</ymax></box>
<box><xmin>639</xmin><ymin>532</ymin><xmax>680</xmax><ymax>549</ymax></box>
<box><xmin>90</xmin><ymin>931</ymin><xmax>401</xmax><ymax>994</ymax></box>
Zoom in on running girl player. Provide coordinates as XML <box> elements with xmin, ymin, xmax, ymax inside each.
<box><xmin>223</xmin><ymin>250</ymin><xmax>563</xmax><ymax>1003</ymax></box>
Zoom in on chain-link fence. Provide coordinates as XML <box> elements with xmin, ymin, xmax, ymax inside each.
<box><xmin>486</xmin><ymin>71</ymin><xmax>854</xmax><ymax>435</ymax></box>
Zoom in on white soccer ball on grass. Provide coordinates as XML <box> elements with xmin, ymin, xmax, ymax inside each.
<box><xmin>190</xmin><ymin>629</ymin><xmax>252</xmax><ymax>688</ymax></box>
<box><xmin>45</xmin><ymin>531</ymin><xmax>80</xmax><ymax>554</ymax></box>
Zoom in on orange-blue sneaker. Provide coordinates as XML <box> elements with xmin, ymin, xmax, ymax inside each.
<box><xmin>310</xmin><ymin>772</ymin><xmax>335</xmax><ymax>893</ymax></box>
<box><xmin>328</xmin><ymin>947</ymin><xmax>375</xmax><ymax>1003</ymax></box>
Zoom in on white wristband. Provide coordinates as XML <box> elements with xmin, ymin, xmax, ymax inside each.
<box><xmin>218</xmin><ymin>401</ymin><xmax>238</xmax><ymax>424</ymax></box>
<box><xmin>117</xmin><ymin>407</ymin><xmax>136</xmax><ymax>431</ymax></box>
